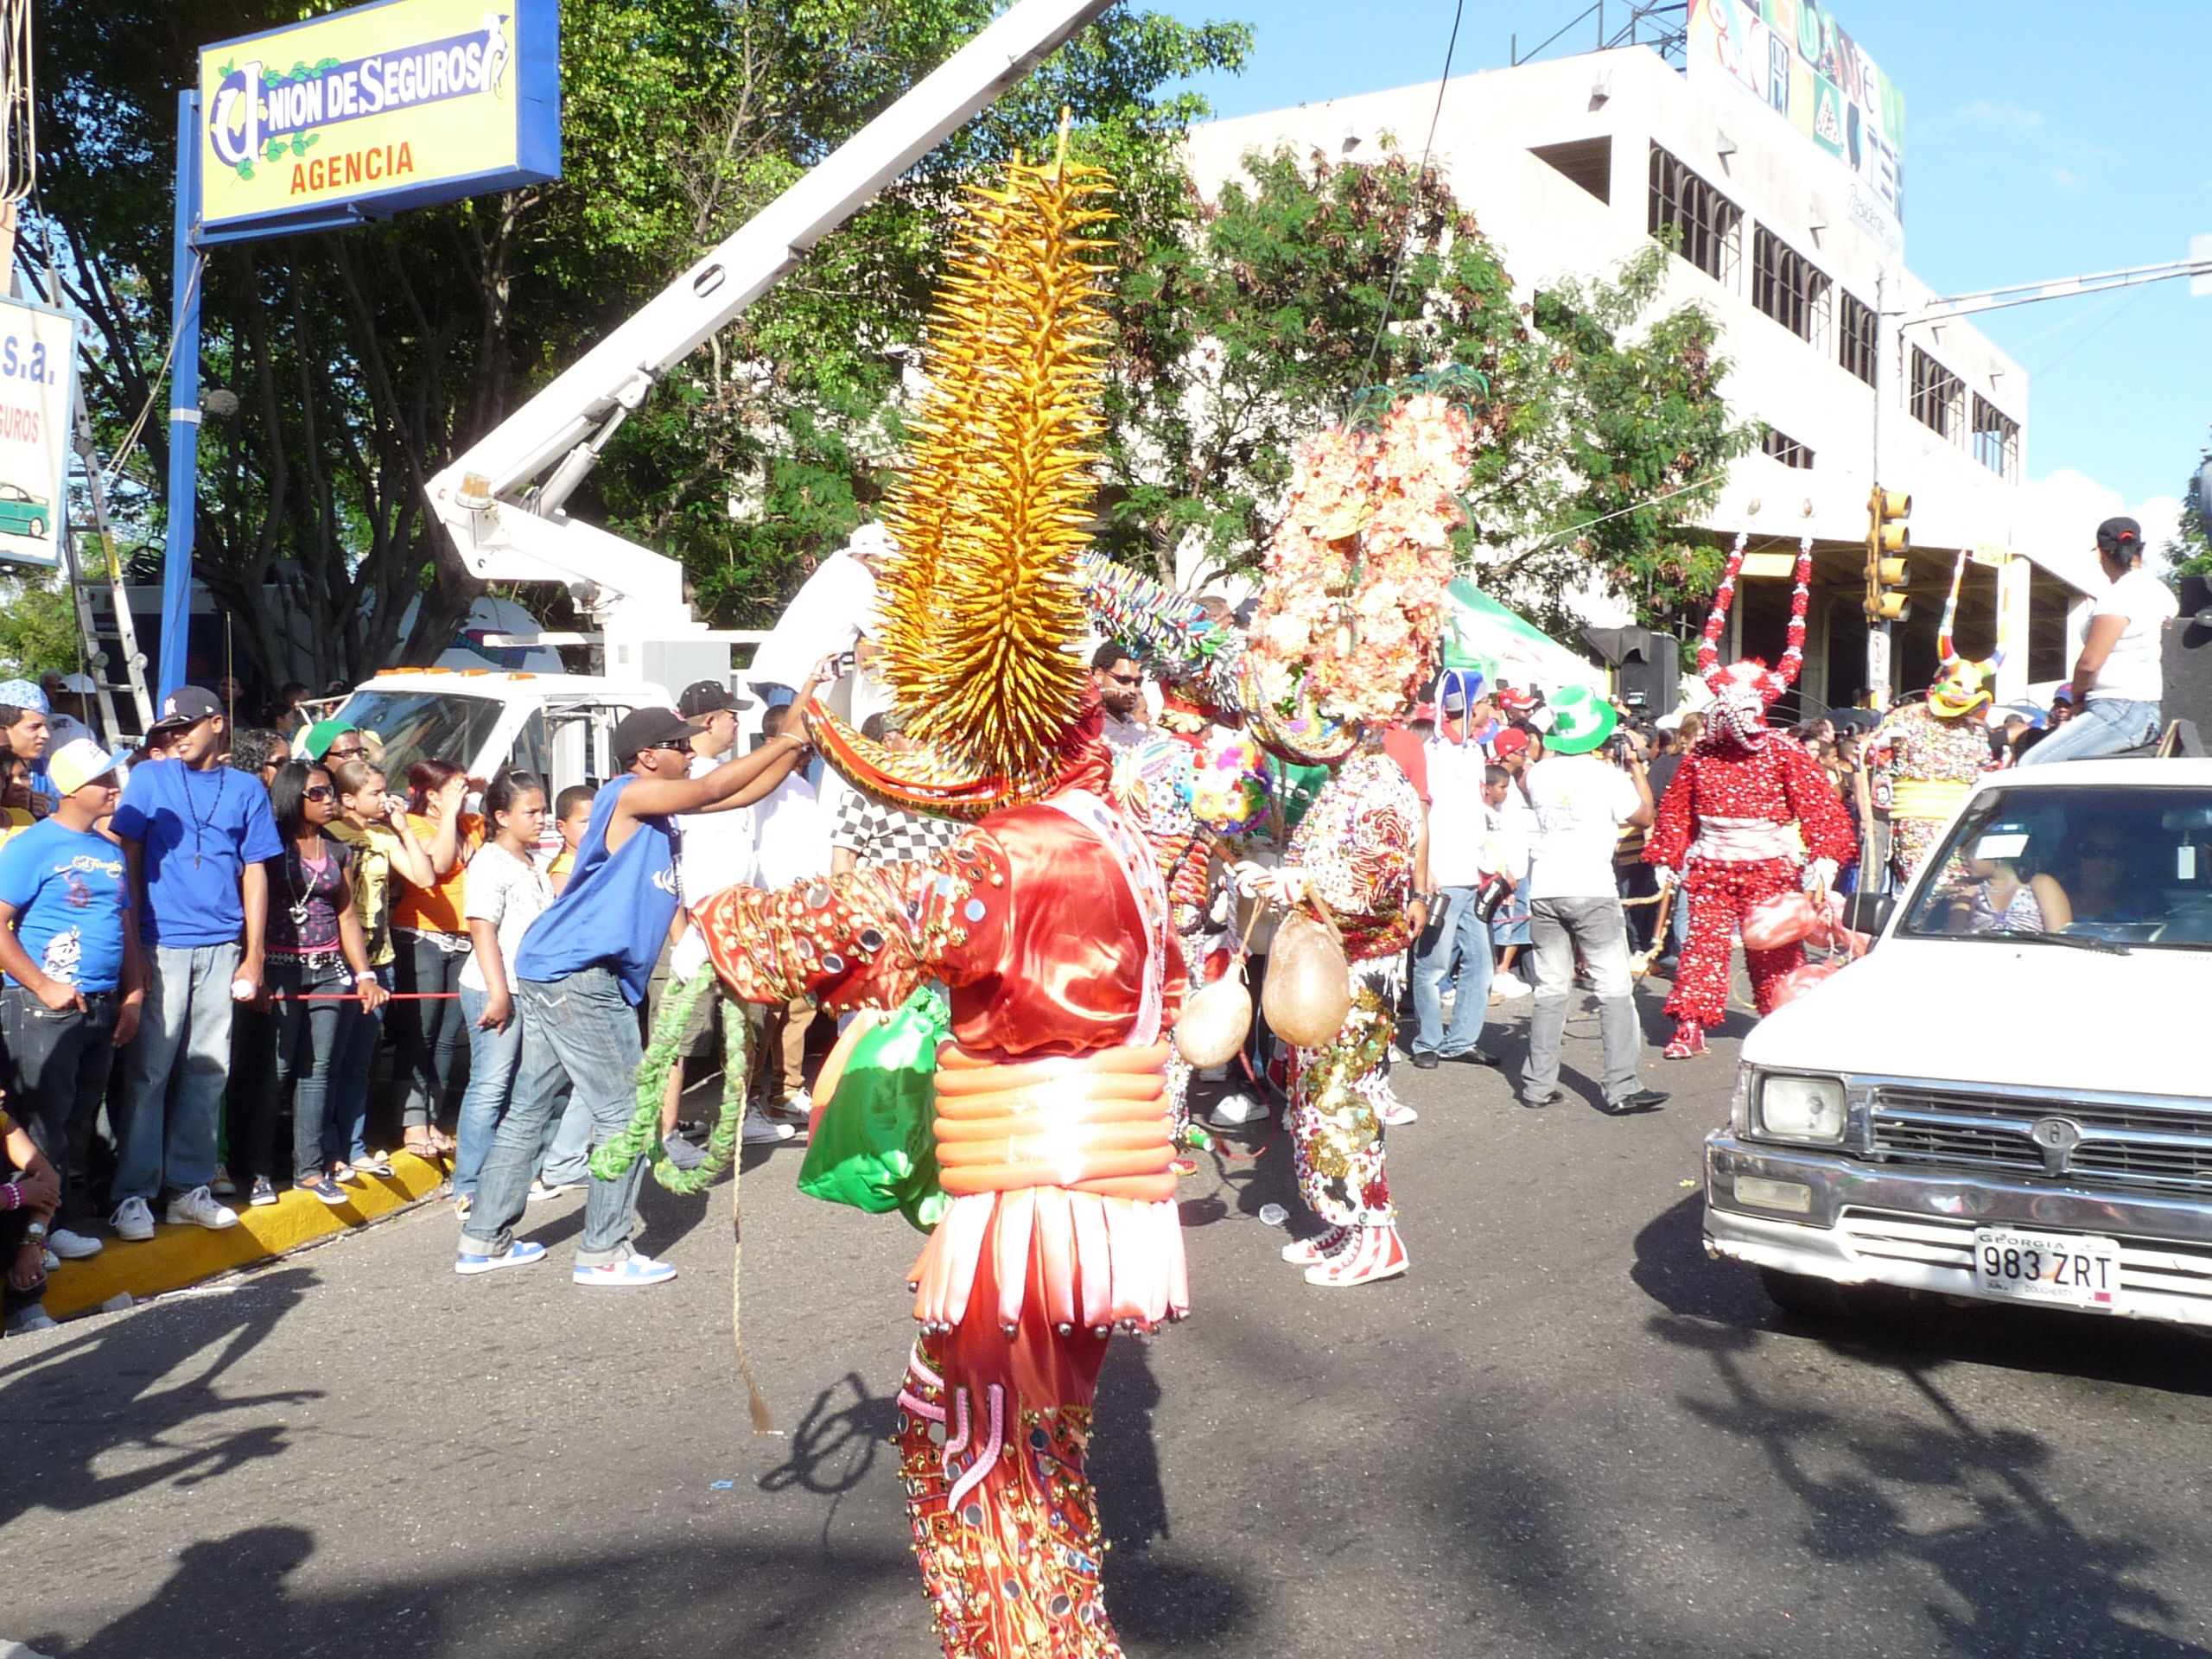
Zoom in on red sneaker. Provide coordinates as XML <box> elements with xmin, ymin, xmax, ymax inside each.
<box><xmin>1304</xmin><ymin>1224</ymin><xmax>1408</xmax><ymax>1287</ymax></box>
<box><xmin>1663</xmin><ymin>1021</ymin><xmax>1707</xmax><ymax>1060</ymax></box>
<box><xmin>1281</xmin><ymin>1226</ymin><xmax>1349</xmax><ymax>1266</ymax></box>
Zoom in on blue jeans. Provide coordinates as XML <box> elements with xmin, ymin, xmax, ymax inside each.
<box><xmin>2017</xmin><ymin>697</ymin><xmax>2160</xmax><ymax>766</ymax></box>
<box><xmin>461</xmin><ymin>968</ymin><xmax>650</xmax><ymax>1266</ymax></box>
<box><xmin>327</xmin><ymin>964</ymin><xmax>390</xmax><ymax>1165</ymax></box>
<box><xmin>1412</xmin><ymin>885</ymin><xmax>1496</xmax><ymax>1057</ymax></box>
<box><xmin>268</xmin><ymin>959</ymin><xmax>346</xmax><ymax>1183</ymax></box>
<box><xmin>114</xmin><ymin>942</ymin><xmax>239</xmax><ymax>1204</ymax></box>
<box><xmin>454</xmin><ymin>982</ymin><xmax>536</xmax><ymax>1202</ymax></box>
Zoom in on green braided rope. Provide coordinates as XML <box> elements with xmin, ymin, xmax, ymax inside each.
<box><xmin>589</xmin><ymin>968</ymin><xmax>747</xmax><ymax>1194</ymax></box>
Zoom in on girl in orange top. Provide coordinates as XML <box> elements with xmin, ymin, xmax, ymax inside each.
<box><xmin>390</xmin><ymin>760</ymin><xmax>480</xmax><ymax>1158</ymax></box>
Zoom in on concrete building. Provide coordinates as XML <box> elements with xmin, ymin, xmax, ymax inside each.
<box><xmin>1183</xmin><ymin>44</ymin><xmax>2098</xmax><ymax>713</ymax></box>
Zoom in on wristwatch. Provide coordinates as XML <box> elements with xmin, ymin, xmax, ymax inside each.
<box><xmin>24</xmin><ymin>1220</ymin><xmax>47</xmax><ymax>1242</ymax></box>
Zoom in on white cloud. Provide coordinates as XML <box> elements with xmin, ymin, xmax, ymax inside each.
<box><xmin>2017</xmin><ymin>468</ymin><xmax>2185</xmax><ymax>583</ymax></box>
<box><xmin>2048</xmin><ymin>166</ymin><xmax>2082</xmax><ymax>194</ymax></box>
<box><xmin>1928</xmin><ymin>99</ymin><xmax>2045</xmax><ymax>141</ymax></box>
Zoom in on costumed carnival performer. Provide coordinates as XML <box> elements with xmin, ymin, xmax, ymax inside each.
<box><xmin>682</xmin><ymin>147</ymin><xmax>1190</xmax><ymax>1658</ymax></box>
<box><xmin>1229</xmin><ymin>392</ymin><xmax>1478</xmax><ymax>1289</ymax></box>
<box><xmin>1867</xmin><ymin>547</ymin><xmax>1999</xmax><ymax>887</ymax></box>
<box><xmin>1643</xmin><ymin>537</ymin><xmax>1857</xmax><ymax>1058</ymax></box>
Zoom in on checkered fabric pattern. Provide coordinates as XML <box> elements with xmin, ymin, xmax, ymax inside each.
<box><xmin>831</xmin><ymin>791</ymin><xmax>963</xmax><ymax>868</ymax></box>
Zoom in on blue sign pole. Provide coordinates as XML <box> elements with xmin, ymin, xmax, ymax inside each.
<box><xmin>157</xmin><ymin>89</ymin><xmax>205</xmax><ymax>705</ymax></box>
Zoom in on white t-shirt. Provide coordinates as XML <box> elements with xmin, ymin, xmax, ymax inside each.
<box><xmin>752</xmin><ymin>773</ymin><xmax>829</xmax><ymax>889</ymax></box>
<box><xmin>2087</xmin><ymin>565</ymin><xmax>2178</xmax><ymax>703</ymax></box>
<box><xmin>747</xmin><ymin>551</ymin><xmax>878</xmax><ymax>692</ymax></box>
<box><xmin>459</xmin><ymin>842</ymin><xmax>554</xmax><ymax>994</ymax></box>
<box><xmin>1423</xmin><ymin>738</ymin><xmax>1492</xmax><ymax>888</ymax></box>
<box><xmin>677</xmin><ymin>751</ymin><xmax>756</xmax><ymax>904</ymax></box>
<box><xmin>1524</xmin><ymin>753</ymin><xmax>1643</xmax><ymax>900</ymax></box>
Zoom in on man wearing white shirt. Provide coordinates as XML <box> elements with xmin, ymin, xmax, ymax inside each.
<box><xmin>1517</xmin><ymin>687</ymin><xmax>1666</xmax><ymax>1116</ymax></box>
<box><xmin>2020</xmin><ymin>517</ymin><xmax>2179</xmax><ymax>766</ymax></box>
<box><xmin>747</xmin><ymin>524</ymin><xmax>887</xmax><ymax>709</ymax></box>
<box><xmin>1410</xmin><ymin>676</ymin><xmax>1503</xmax><ymax>1068</ymax></box>
<box><xmin>747</xmin><ymin>703</ymin><xmax>833</xmax><ymax>1114</ymax></box>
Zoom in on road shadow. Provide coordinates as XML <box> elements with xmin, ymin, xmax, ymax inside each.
<box><xmin>1653</xmin><ymin>1314</ymin><xmax>2212</xmax><ymax>1656</ymax></box>
<box><xmin>760</xmin><ymin>1370</ymin><xmax>896</xmax><ymax>1502</ymax></box>
<box><xmin>1633</xmin><ymin>1192</ymin><xmax>2212</xmax><ymax>1396</ymax></box>
<box><xmin>0</xmin><ymin>1268</ymin><xmax>321</xmax><ymax>1531</ymax></box>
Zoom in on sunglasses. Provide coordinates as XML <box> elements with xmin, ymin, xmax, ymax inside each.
<box><xmin>303</xmin><ymin>785</ymin><xmax>335</xmax><ymax>801</ymax></box>
<box><xmin>645</xmin><ymin>740</ymin><xmax>693</xmax><ymax>753</ymax></box>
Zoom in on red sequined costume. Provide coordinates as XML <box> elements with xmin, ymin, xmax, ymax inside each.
<box><xmin>695</xmin><ymin>724</ymin><xmax>1187</xmax><ymax>1659</ymax></box>
<box><xmin>1279</xmin><ymin>747</ymin><xmax>1421</xmax><ymax>1285</ymax></box>
<box><xmin>1644</xmin><ymin>539</ymin><xmax>1857</xmax><ymax>1055</ymax></box>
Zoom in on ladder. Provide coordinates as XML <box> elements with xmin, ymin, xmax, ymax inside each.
<box><xmin>61</xmin><ymin>378</ymin><xmax>155</xmax><ymax>745</ymax></box>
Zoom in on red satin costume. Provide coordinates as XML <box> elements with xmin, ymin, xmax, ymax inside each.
<box><xmin>695</xmin><ymin>728</ymin><xmax>1187</xmax><ymax>1659</ymax></box>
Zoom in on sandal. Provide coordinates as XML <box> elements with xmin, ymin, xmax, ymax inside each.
<box><xmin>352</xmin><ymin>1151</ymin><xmax>397</xmax><ymax>1178</ymax></box>
<box><xmin>429</xmin><ymin>1127</ymin><xmax>458</xmax><ymax>1154</ymax></box>
<box><xmin>403</xmin><ymin>1132</ymin><xmax>440</xmax><ymax>1160</ymax></box>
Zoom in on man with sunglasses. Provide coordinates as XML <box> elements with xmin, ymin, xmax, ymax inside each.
<box><xmin>457</xmin><ymin>672</ymin><xmax>824</xmax><ymax>1287</ymax></box>
<box><xmin>1090</xmin><ymin>641</ymin><xmax>1147</xmax><ymax>753</ymax></box>
<box><xmin>301</xmin><ymin>721</ymin><xmax>366</xmax><ymax>766</ymax></box>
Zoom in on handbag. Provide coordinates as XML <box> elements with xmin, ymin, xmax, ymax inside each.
<box><xmin>797</xmin><ymin>985</ymin><xmax>952</xmax><ymax>1231</ymax></box>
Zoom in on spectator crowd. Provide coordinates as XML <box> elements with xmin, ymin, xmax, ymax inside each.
<box><xmin>0</xmin><ymin>512</ymin><xmax>2172</xmax><ymax>1332</ymax></box>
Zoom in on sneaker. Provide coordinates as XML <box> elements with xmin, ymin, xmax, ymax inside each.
<box><xmin>210</xmin><ymin>1166</ymin><xmax>237</xmax><ymax>1197</ymax></box>
<box><xmin>249</xmin><ymin>1176</ymin><xmax>278</xmax><ymax>1207</ymax></box>
<box><xmin>5</xmin><ymin>1303</ymin><xmax>58</xmax><ymax>1335</ymax></box>
<box><xmin>455</xmin><ymin>1240</ymin><xmax>548</xmax><ymax>1276</ymax></box>
<box><xmin>1410</xmin><ymin>1051</ymin><xmax>1440</xmax><ymax>1070</ymax></box>
<box><xmin>1378</xmin><ymin>1096</ymin><xmax>1418</xmax><ymax>1128</ymax></box>
<box><xmin>111</xmin><ymin>1196</ymin><xmax>156</xmax><ymax>1242</ymax></box>
<box><xmin>1208</xmin><ymin>1091</ymin><xmax>1268</xmax><ymax>1128</ymax></box>
<box><xmin>296</xmin><ymin>1175</ymin><xmax>349</xmax><ymax>1206</ymax></box>
<box><xmin>764</xmin><ymin>1090</ymin><xmax>811</xmax><ymax>1125</ymax></box>
<box><xmin>1663</xmin><ymin>1023</ymin><xmax>1707</xmax><ymax>1060</ymax></box>
<box><xmin>1439</xmin><ymin>1046</ymin><xmax>1499</xmax><ymax>1067</ymax></box>
<box><xmin>1494</xmin><ymin>972</ymin><xmax>1531</xmax><ymax>999</ymax></box>
<box><xmin>662</xmin><ymin>1131</ymin><xmax>708</xmax><ymax>1172</ymax></box>
<box><xmin>574</xmin><ymin>1252</ymin><xmax>678</xmax><ymax>1289</ymax></box>
<box><xmin>166</xmin><ymin>1185</ymin><xmax>240</xmax><ymax>1230</ymax></box>
<box><xmin>1605</xmin><ymin>1090</ymin><xmax>1669</xmax><ymax>1116</ymax></box>
<box><xmin>528</xmin><ymin>1179</ymin><xmax>582</xmax><ymax>1203</ymax></box>
<box><xmin>47</xmin><ymin>1227</ymin><xmax>104</xmax><ymax>1261</ymax></box>
<box><xmin>1387</xmin><ymin>1043</ymin><xmax>1409</xmax><ymax>1064</ymax></box>
<box><xmin>1281</xmin><ymin>1226</ymin><xmax>1349</xmax><ymax>1266</ymax></box>
<box><xmin>741</xmin><ymin>1107</ymin><xmax>797</xmax><ymax>1146</ymax></box>
<box><xmin>1305</xmin><ymin>1224</ymin><xmax>1408</xmax><ymax>1287</ymax></box>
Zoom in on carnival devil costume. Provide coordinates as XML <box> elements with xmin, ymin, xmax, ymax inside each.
<box><xmin>677</xmin><ymin>151</ymin><xmax>1185</xmax><ymax>1657</ymax></box>
<box><xmin>1870</xmin><ymin>550</ymin><xmax>1998</xmax><ymax>886</ymax></box>
<box><xmin>1644</xmin><ymin>537</ymin><xmax>1857</xmax><ymax>1058</ymax></box>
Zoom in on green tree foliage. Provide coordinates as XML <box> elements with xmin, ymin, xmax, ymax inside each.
<box><xmin>31</xmin><ymin>0</ymin><xmax>1249</xmax><ymax>681</ymax></box>
<box><xmin>0</xmin><ymin>568</ymin><xmax>80</xmax><ymax>683</ymax></box>
<box><xmin>1097</xmin><ymin>144</ymin><xmax>1753</xmax><ymax>633</ymax></box>
<box><xmin>2169</xmin><ymin>449</ymin><xmax>2211</xmax><ymax>582</ymax></box>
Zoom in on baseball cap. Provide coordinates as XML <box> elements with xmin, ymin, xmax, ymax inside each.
<box><xmin>0</xmin><ymin>677</ymin><xmax>48</xmax><ymax>713</ymax></box>
<box><xmin>613</xmin><ymin>706</ymin><xmax>709</xmax><ymax>767</ymax></box>
<box><xmin>148</xmin><ymin>685</ymin><xmax>223</xmax><ymax>733</ymax></box>
<box><xmin>301</xmin><ymin>718</ymin><xmax>360</xmax><ymax>761</ymax></box>
<box><xmin>1491</xmin><ymin>728</ymin><xmax>1530</xmax><ymax>758</ymax></box>
<box><xmin>2095</xmin><ymin>516</ymin><xmax>2143</xmax><ymax>558</ymax></box>
<box><xmin>47</xmin><ymin>737</ymin><xmax>131</xmax><ymax>796</ymax></box>
<box><xmin>1497</xmin><ymin>686</ymin><xmax>1537</xmax><ymax>714</ymax></box>
<box><xmin>677</xmin><ymin>678</ymin><xmax>755</xmax><ymax>718</ymax></box>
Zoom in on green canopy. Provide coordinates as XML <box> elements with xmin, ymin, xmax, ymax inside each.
<box><xmin>1441</xmin><ymin>579</ymin><xmax>1607</xmax><ymax>696</ymax></box>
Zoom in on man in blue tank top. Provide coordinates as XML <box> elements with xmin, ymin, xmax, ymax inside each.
<box><xmin>459</xmin><ymin>691</ymin><xmax>814</xmax><ymax>1286</ymax></box>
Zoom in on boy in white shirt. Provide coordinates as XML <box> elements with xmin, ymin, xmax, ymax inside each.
<box><xmin>2020</xmin><ymin>517</ymin><xmax>2178</xmax><ymax>766</ymax></box>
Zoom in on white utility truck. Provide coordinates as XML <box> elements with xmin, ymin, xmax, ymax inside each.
<box><xmin>1706</xmin><ymin>757</ymin><xmax>2212</xmax><ymax>1329</ymax></box>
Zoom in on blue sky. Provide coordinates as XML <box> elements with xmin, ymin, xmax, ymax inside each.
<box><xmin>1153</xmin><ymin>0</ymin><xmax>2211</xmax><ymax>536</ymax></box>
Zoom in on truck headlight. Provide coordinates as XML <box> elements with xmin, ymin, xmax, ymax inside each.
<box><xmin>1756</xmin><ymin>1074</ymin><xmax>1847</xmax><ymax>1143</ymax></box>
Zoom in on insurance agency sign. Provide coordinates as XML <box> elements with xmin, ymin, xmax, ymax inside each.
<box><xmin>197</xmin><ymin>0</ymin><xmax>558</xmax><ymax>238</ymax></box>
<box><xmin>0</xmin><ymin>298</ymin><xmax>79</xmax><ymax>570</ymax></box>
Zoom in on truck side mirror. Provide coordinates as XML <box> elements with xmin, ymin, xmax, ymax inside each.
<box><xmin>1843</xmin><ymin>892</ymin><xmax>1895</xmax><ymax>939</ymax></box>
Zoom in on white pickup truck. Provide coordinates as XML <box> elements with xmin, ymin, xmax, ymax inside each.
<box><xmin>1705</xmin><ymin>756</ymin><xmax>2212</xmax><ymax>1329</ymax></box>
<box><xmin>321</xmin><ymin>669</ymin><xmax>691</xmax><ymax>799</ymax></box>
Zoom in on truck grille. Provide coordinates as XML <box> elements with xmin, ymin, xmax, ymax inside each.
<box><xmin>1867</xmin><ymin>1089</ymin><xmax>2212</xmax><ymax>1198</ymax></box>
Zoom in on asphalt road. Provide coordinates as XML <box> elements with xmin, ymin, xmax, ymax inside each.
<box><xmin>9</xmin><ymin>982</ymin><xmax>2212</xmax><ymax>1658</ymax></box>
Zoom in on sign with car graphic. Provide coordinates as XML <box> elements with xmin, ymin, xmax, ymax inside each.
<box><xmin>0</xmin><ymin>295</ymin><xmax>79</xmax><ymax>569</ymax></box>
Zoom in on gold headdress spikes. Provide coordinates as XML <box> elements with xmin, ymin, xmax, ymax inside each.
<box><xmin>871</xmin><ymin>139</ymin><xmax>1116</xmax><ymax>791</ymax></box>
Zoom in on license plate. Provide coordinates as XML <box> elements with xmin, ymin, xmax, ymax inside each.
<box><xmin>1972</xmin><ymin>1228</ymin><xmax>2121</xmax><ymax>1310</ymax></box>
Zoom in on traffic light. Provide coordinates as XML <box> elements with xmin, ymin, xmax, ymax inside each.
<box><xmin>1865</xmin><ymin>486</ymin><xmax>1911</xmax><ymax>623</ymax></box>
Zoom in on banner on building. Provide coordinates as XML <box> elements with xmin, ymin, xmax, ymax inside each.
<box><xmin>198</xmin><ymin>0</ymin><xmax>559</xmax><ymax>238</ymax></box>
<box><xmin>1685</xmin><ymin>0</ymin><xmax>1904</xmax><ymax>252</ymax></box>
<box><xmin>0</xmin><ymin>297</ymin><xmax>79</xmax><ymax>571</ymax></box>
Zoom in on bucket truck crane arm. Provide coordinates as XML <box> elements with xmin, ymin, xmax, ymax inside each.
<box><xmin>423</xmin><ymin>0</ymin><xmax>1116</xmax><ymax>664</ymax></box>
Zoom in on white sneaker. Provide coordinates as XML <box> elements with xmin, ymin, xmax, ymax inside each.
<box><xmin>741</xmin><ymin>1106</ymin><xmax>798</xmax><ymax>1145</ymax></box>
<box><xmin>165</xmin><ymin>1185</ymin><xmax>240</xmax><ymax>1230</ymax></box>
<box><xmin>1208</xmin><ymin>1091</ymin><xmax>1268</xmax><ymax>1128</ymax></box>
<box><xmin>1378</xmin><ymin>1096</ymin><xmax>1418</xmax><ymax>1128</ymax></box>
<box><xmin>1494</xmin><ymin>972</ymin><xmax>1531</xmax><ymax>999</ymax></box>
<box><xmin>764</xmin><ymin>1090</ymin><xmax>810</xmax><ymax>1124</ymax></box>
<box><xmin>47</xmin><ymin>1228</ymin><xmax>104</xmax><ymax>1261</ymax></box>
<box><xmin>5</xmin><ymin>1304</ymin><xmax>58</xmax><ymax>1335</ymax></box>
<box><xmin>111</xmin><ymin>1196</ymin><xmax>156</xmax><ymax>1242</ymax></box>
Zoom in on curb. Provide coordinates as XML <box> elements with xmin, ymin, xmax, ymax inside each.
<box><xmin>42</xmin><ymin>1153</ymin><xmax>450</xmax><ymax>1319</ymax></box>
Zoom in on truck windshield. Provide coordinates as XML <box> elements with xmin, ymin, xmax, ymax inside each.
<box><xmin>327</xmin><ymin>690</ymin><xmax>505</xmax><ymax>785</ymax></box>
<box><xmin>1899</xmin><ymin>785</ymin><xmax>2212</xmax><ymax>950</ymax></box>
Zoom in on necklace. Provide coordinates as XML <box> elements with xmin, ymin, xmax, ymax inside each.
<box><xmin>181</xmin><ymin>766</ymin><xmax>226</xmax><ymax>870</ymax></box>
<box><xmin>288</xmin><ymin>834</ymin><xmax>327</xmax><ymax>931</ymax></box>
